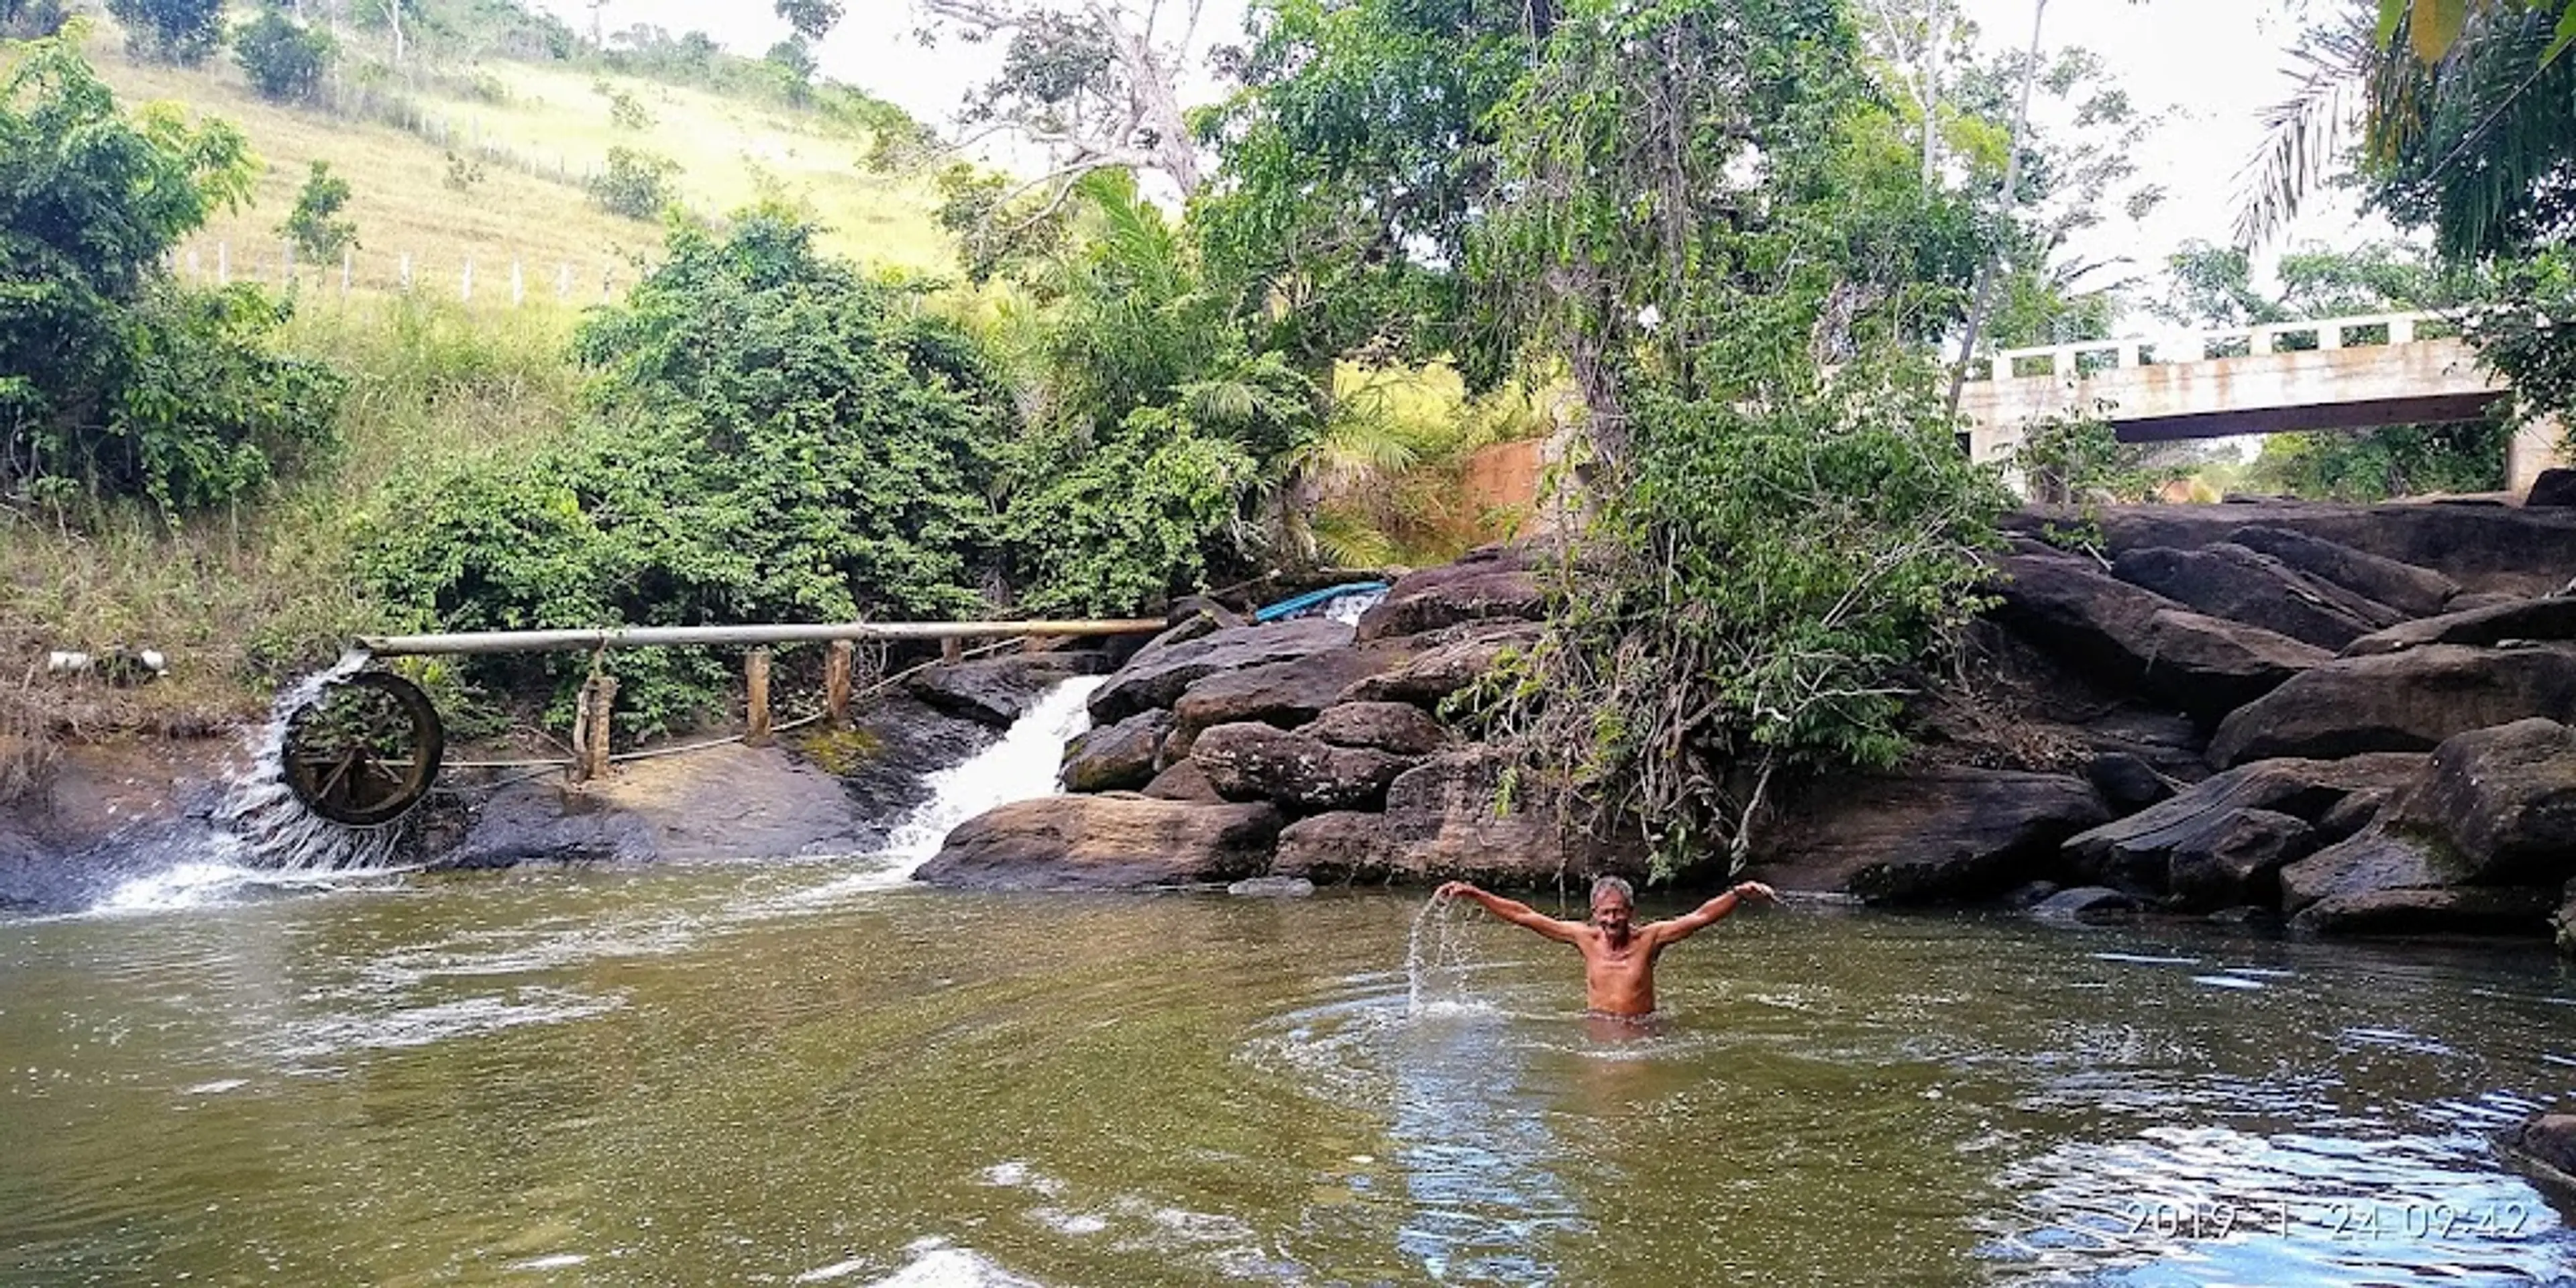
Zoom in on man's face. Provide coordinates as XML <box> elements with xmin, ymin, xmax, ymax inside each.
<box><xmin>1591</xmin><ymin>895</ymin><xmax>1633</xmax><ymax>941</ymax></box>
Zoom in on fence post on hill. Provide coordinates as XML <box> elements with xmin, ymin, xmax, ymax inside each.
<box><xmin>341</xmin><ymin>248</ymin><xmax>352</xmax><ymax>297</ymax></box>
<box><xmin>400</xmin><ymin>252</ymin><xmax>413</xmax><ymax>292</ymax></box>
<box><xmin>462</xmin><ymin>258</ymin><xmax>474</xmax><ymax>303</ymax></box>
<box><xmin>824</xmin><ymin>641</ymin><xmax>853</xmax><ymax>728</ymax></box>
<box><xmin>512</xmin><ymin>260</ymin><xmax>525</xmax><ymax>306</ymax></box>
<box><xmin>217</xmin><ymin>241</ymin><xmax>229</xmax><ymax>286</ymax></box>
<box><xmin>557</xmin><ymin>262</ymin><xmax>572</xmax><ymax>300</ymax></box>
<box><xmin>745</xmin><ymin>649</ymin><xmax>773</xmax><ymax>748</ymax></box>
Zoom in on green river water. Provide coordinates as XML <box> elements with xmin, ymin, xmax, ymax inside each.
<box><xmin>3</xmin><ymin>859</ymin><xmax>2573</xmax><ymax>1286</ymax></box>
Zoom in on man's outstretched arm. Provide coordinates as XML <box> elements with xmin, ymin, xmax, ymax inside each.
<box><xmin>1647</xmin><ymin>881</ymin><xmax>1776</xmax><ymax>947</ymax></box>
<box><xmin>1438</xmin><ymin>881</ymin><xmax>1585</xmax><ymax>944</ymax></box>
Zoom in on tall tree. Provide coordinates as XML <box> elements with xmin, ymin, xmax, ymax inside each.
<box><xmin>915</xmin><ymin>0</ymin><xmax>1212</xmax><ymax>205</ymax></box>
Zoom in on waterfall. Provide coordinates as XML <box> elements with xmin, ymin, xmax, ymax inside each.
<box><xmin>880</xmin><ymin>675</ymin><xmax>1106</xmax><ymax>868</ymax></box>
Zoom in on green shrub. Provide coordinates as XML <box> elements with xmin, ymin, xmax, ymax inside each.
<box><xmin>233</xmin><ymin>5</ymin><xmax>333</xmax><ymax>103</ymax></box>
<box><xmin>588</xmin><ymin>146</ymin><xmax>680</xmax><ymax>220</ymax></box>
<box><xmin>279</xmin><ymin>160</ymin><xmax>358</xmax><ymax>260</ymax></box>
<box><xmin>103</xmin><ymin>0</ymin><xmax>221</xmax><ymax>63</ymax></box>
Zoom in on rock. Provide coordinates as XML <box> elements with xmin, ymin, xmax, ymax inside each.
<box><xmin>1271</xmin><ymin>748</ymin><xmax>1642</xmax><ymax>885</ymax></box>
<box><xmin>441</xmin><ymin>780</ymin><xmax>659</xmax><ymax>869</ymax></box>
<box><xmin>1087</xmin><ymin>618</ymin><xmax>1354</xmax><ymax>725</ymax></box>
<box><xmin>2289</xmin><ymin>885</ymin><xmax>2557</xmax><ymax>938</ymax></box>
<box><xmin>2341</xmin><ymin>596</ymin><xmax>2576</xmax><ymax>657</ymax></box>
<box><xmin>2392</xmin><ymin>718</ymin><xmax>2576</xmax><ymax>888</ymax></box>
<box><xmin>2528</xmin><ymin>468</ymin><xmax>2576</xmax><ymax>508</ymax></box>
<box><xmin>1338</xmin><ymin>623</ymin><xmax>1540</xmax><ymax>706</ymax></box>
<box><xmin>2560</xmin><ymin>880</ymin><xmax>2576</xmax><ymax>957</ymax></box>
<box><xmin>2503</xmin><ymin>1114</ymin><xmax>2576</xmax><ymax>1200</ymax></box>
<box><xmin>1190</xmin><ymin>722</ymin><xmax>1411</xmax><ymax>812</ymax></box>
<box><xmin>2449</xmin><ymin>591</ymin><xmax>2528</xmax><ymax>614</ymax></box>
<box><xmin>2085</xmin><ymin>751</ymin><xmax>2175</xmax><ymax>812</ymax></box>
<box><xmin>824</xmin><ymin>692</ymin><xmax>1005</xmax><ymax>833</ymax></box>
<box><xmin>2277</xmin><ymin>826</ymin><xmax>2454</xmax><ymax>914</ymax></box>
<box><xmin>2165</xmin><ymin>808</ymin><xmax>2317</xmax><ymax>911</ymax></box>
<box><xmin>1354</xmin><ymin>545</ymin><xmax>1544</xmax><ymax>642</ymax></box>
<box><xmin>2222</xmin><ymin>525</ymin><xmax>2459</xmax><ymax>618</ymax></box>
<box><xmin>914</xmin><ymin>796</ymin><xmax>1283</xmax><ymax>891</ymax></box>
<box><xmin>2062</xmin><ymin>754</ymin><xmax>2423</xmax><ymax>890</ymax></box>
<box><xmin>1141</xmin><ymin>760</ymin><xmax>1224</xmax><ymax>803</ymax></box>
<box><xmin>1227</xmin><ymin>875</ymin><xmax>1316</xmax><ymax>898</ymax></box>
<box><xmin>2110</xmin><ymin>544</ymin><xmax>2398</xmax><ymax>649</ymax></box>
<box><xmin>1990</xmin><ymin>547</ymin><xmax>2331</xmax><ymax>721</ymax></box>
<box><xmin>2316</xmin><ymin>789</ymin><xmax>2389</xmax><ymax>845</ymax></box>
<box><xmin>2006</xmin><ymin>501</ymin><xmax>2576</xmax><ymax>598</ymax></box>
<box><xmin>2032</xmin><ymin>886</ymin><xmax>2140</xmax><ymax>922</ymax></box>
<box><xmin>1305</xmin><ymin>702</ymin><xmax>1453</xmax><ymax>756</ymax></box>
<box><xmin>2006</xmin><ymin>880</ymin><xmax>2061</xmax><ymax>907</ymax></box>
<box><xmin>1061</xmin><ymin>710</ymin><xmax>1171</xmax><ymax>793</ymax></box>
<box><xmin>587</xmin><ymin>742</ymin><xmax>868</xmax><ymax>860</ymax></box>
<box><xmin>2208</xmin><ymin>643</ymin><xmax>2576</xmax><ymax>767</ymax></box>
<box><xmin>1166</xmin><ymin>594</ymin><xmax>1248</xmax><ymax>630</ymax></box>
<box><xmin>1170</xmin><ymin>649</ymin><xmax>1405</xmax><ymax>738</ymax></box>
<box><xmin>908</xmin><ymin>654</ymin><xmax>1103</xmax><ymax>728</ymax></box>
<box><xmin>1749</xmin><ymin>769</ymin><xmax>2108</xmax><ymax>905</ymax></box>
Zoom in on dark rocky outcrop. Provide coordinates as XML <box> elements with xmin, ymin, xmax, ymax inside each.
<box><xmin>2033</xmin><ymin>885</ymin><xmax>2141</xmax><ymax>922</ymax></box>
<box><xmin>1354</xmin><ymin>545</ymin><xmax>1544</xmax><ymax>643</ymax></box>
<box><xmin>1338</xmin><ymin>623</ymin><xmax>1538</xmax><ymax>706</ymax></box>
<box><xmin>1749</xmin><ymin>769</ymin><xmax>2108</xmax><ymax>905</ymax></box>
<box><xmin>442</xmin><ymin>780</ymin><xmax>659</xmax><ymax>868</ymax></box>
<box><xmin>908</xmin><ymin>653</ymin><xmax>1104</xmax><ymax>728</ymax></box>
<box><xmin>2084</xmin><ymin>751</ymin><xmax>2176</xmax><ymax>812</ymax></box>
<box><xmin>2288</xmin><ymin>885</ymin><xmax>2557</xmax><ymax>938</ymax></box>
<box><xmin>2007</xmin><ymin>502</ymin><xmax>2576</xmax><ymax>598</ymax></box>
<box><xmin>2387</xmin><ymin>718</ymin><xmax>2576</xmax><ymax>888</ymax></box>
<box><xmin>2340</xmin><ymin>596</ymin><xmax>2576</xmax><ymax>657</ymax></box>
<box><xmin>1060</xmin><ymin>710</ymin><xmax>1171</xmax><ymax>794</ymax></box>
<box><xmin>1271</xmin><ymin>747</ymin><xmax>1642</xmax><ymax>885</ymax></box>
<box><xmin>1169</xmin><ymin>649</ymin><xmax>1406</xmax><ymax>739</ymax></box>
<box><xmin>2061</xmin><ymin>754</ymin><xmax>2421</xmax><ymax>893</ymax></box>
<box><xmin>2222</xmin><ymin>525</ymin><xmax>2459</xmax><ymax>618</ymax></box>
<box><xmin>2110</xmin><ymin>544</ymin><xmax>2398</xmax><ymax>649</ymax></box>
<box><xmin>1305</xmin><ymin>702</ymin><xmax>1453</xmax><ymax>756</ymax></box>
<box><xmin>1087</xmin><ymin>617</ymin><xmax>1354</xmax><ymax>725</ymax></box>
<box><xmin>2277</xmin><ymin>826</ymin><xmax>2453</xmax><ymax>914</ymax></box>
<box><xmin>2527</xmin><ymin>468</ymin><xmax>2576</xmax><ymax>508</ymax></box>
<box><xmin>2208</xmin><ymin>644</ymin><xmax>2576</xmax><ymax>766</ymax></box>
<box><xmin>1990</xmin><ymin>546</ymin><xmax>2330</xmax><ymax>720</ymax></box>
<box><xmin>1141</xmin><ymin>760</ymin><xmax>1224</xmax><ymax>803</ymax></box>
<box><xmin>915</xmin><ymin>796</ymin><xmax>1283</xmax><ymax>891</ymax></box>
<box><xmin>1189</xmin><ymin>722</ymin><xmax>1411</xmax><ymax>812</ymax></box>
<box><xmin>2502</xmin><ymin>1113</ymin><xmax>2576</xmax><ymax>1200</ymax></box>
<box><xmin>2163</xmin><ymin>808</ymin><xmax>2317</xmax><ymax>911</ymax></box>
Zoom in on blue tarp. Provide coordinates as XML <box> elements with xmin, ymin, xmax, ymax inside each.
<box><xmin>1253</xmin><ymin>581</ymin><xmax>1390</xmax><ymax>623</ymax></box>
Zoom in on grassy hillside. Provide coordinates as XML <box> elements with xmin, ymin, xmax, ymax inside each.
<box><xmin>80</xmin><ymin>18</ymin><xmax>954</xmax><ymax>296</ymax></box>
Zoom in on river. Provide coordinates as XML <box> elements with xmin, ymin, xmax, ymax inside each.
<box><xmin>3</xmin><ymin>859</ymin><xmax>2572</xmax><ymax>1286</ymax></box>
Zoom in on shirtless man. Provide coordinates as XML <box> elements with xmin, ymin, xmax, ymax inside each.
<box><xmin>1435</xmin><ymin>875</ymin><xmax>1776</xmax><ymax>1018</ymax></box>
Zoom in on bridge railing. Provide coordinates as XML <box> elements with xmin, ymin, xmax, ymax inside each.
<box><xmin>1974</xmin><ymin>311</ymin><xmax>2455</xmax><ymax>383</ymax></box>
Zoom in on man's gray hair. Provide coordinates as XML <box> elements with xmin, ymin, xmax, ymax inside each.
<box><xmin>1590</xmin><ymin>875</ymin><xmax>1634</xmax><ymax>906</ymax></box>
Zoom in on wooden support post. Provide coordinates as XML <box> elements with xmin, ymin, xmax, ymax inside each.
<box><xmin>568</xmin><ymin>676</ymin><xmax>592</xmax><ymax>782</ymax></box>
<box><xmin>824</xmin><ymin>640</ymin><xmax>853</xmax><ymax>728</ymax></box>
<box><xmin>745</xmin><ymin>648</ymin><xmax>773</xmax><ymax>747</ymax></box>
<box><xmin>941</xmin><ymin>637</ymin><xmax>964</xmax><ymax>665</ymax></box>
<box><xmin>584</xmin><ymin>675</ymin><xmax>618</xmax><ymax>781</ymax></box>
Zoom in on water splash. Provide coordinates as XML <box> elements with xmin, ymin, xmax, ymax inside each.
<box><xmin>1405</xmin><ymin>891</ymin><xmax>1485</xmax><ymax>1014</ymax></box>
<box><xmin>1321</xmin><ymin>588</ymin><xmax>1386</xmax><ymax>626</ymax></box>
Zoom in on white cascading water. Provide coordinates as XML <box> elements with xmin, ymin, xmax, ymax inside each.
<box><xmin>91</xmin><ymin>651</ymin><xmax>410</xmax><ymax>913</ymax></box>
<box><xmin>881</xmin><ymin>676</ymin><xmax>1106</xmax><ymax>867</ymax></box>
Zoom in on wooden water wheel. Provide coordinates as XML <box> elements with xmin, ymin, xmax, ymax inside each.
<box><xmin>282</xmin><ymin>670</ymin><xmax>444</xmax><ymax>826</ymax></box>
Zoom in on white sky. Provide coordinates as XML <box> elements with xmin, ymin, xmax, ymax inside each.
<box><xmin>541</xmin><ymin>0</ymin><xmax>2392</xmax><ymax>323</ymax></box>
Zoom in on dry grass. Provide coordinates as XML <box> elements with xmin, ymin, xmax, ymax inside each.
<box><xmin>79</xmin><ymin>26</ymin><xmax>955</xmax><ymax>299</ymax></box>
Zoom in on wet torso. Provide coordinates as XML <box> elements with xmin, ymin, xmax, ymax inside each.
<box><xmin>1578</xmin><ymin>928</ymin><xmax>1662</xmax><ymax>1016</ymax></box>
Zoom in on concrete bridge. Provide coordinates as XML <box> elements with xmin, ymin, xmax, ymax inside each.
<box><xmin>1957</xmin><ymin>311</ymin><xmax>2568</xmax><ymax>495</ymax></box>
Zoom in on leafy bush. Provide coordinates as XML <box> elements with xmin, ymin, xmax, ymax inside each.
<box><xmin>592</xmin><ymin>80</ymin><xmax>653</xmax><ymax>129</ymax></box>
<box><xmin>0</xmin><ymin>0</ymin><xmax>67</xmax><ymax>39</ymax></box>
<box><xmin>1</xmin><ymin>40</ymin><xmax>341</xmax><ymax>513</ymax></box>
<box><xmin>1006</xmin><ymin>413</ymin><xmax>1258</xmax><ymax>618</ymax></box>
<box><xmin>2245</xmin><ymin>423</ymin><xmax>2509</xmax><ymax>500</ymax></box>
<box><xmin>440</xmin><ymin>150</ymin><xmax>484</xmax><ymax>192</ymax></box>
<box><xmin>355</xmin><ymin>213</ymin><xmax>1016</xmax><ymax>737</ymax></box>
<box><xmin>279</xmin><ymin>160</ymin><xmax>358</xmax><ymax>260</ymax></box>
<box><xmin>588</xmin><ymin>146</ymin><xmax>680</xmax><ymax>220</ymax></box>
<box><xmin>233</xmin><ymin>5</ymin><xmax>333</xmax><ymax>103</ymax></box>
<box><xmin>103</xmin><ymin>0</ymin><xmax>221</xmax><ymax>63</ymax></box>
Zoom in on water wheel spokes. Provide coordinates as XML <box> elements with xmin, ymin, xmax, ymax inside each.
<box><xmin>282</xmin><ymin>670</ymin><xmax>444</xmax><ymax>826</ymax></box>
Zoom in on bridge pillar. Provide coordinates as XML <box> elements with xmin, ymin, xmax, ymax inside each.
<box><xmin>2510</xmin><ymin>415</ymin><xmax>2570</xmax><ymax>499</ymax></box>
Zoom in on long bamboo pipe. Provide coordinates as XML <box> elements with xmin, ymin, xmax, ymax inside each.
<box><xmin>358</xmin><ymin>619</ymin><xmax>1167</xmax><ymax>657</ymax></box>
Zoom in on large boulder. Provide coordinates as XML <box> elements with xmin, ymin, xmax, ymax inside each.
<box><xmin>907</xmin><ymin>653</ymin><xmax>1105</xmax><ymax>729</ymax></box>
<box><xmin>2558</xmin><ymin>881</ymin><xmax>2576</xmax><ymax>957</ymax></box>
<box><xmin>914</xmin><ymin>796</ymin><xmax>1283</xmax><ymax>891</ymax></box>
<box><xmin>2288</xmin><ymin>885</ymin><xmax>2558</xmax><ymax>938</ymax></box>
<box><xmin>2110</xmin><ymin>544</ymin><xmax>2398</xmax><ymax>649</ymax></box>
<box><xmin>1087</xmin><ymin>618</ymin><xmax>1354</xmax><ymax>725</ymax></box>
<box><xmin>1989</xmin><ymin>547</ymin><xmax>2331</xmax><ymax>721</ymax></box>
<box><xmin>2277</xmin><ymin>826</ymin><xmax>2455</xmax><ymax>914</ymax></box>
<box><xmin>1304</xmin><ymin>702</ymin><xmax>1453</xmax><ymax>756</ymax></box>
<box><xmin>1271</xmin><ymin>747</ymin><xmax>1642</xmax><ymax>885</ymax></box>
<box><xmin>2222</xmin><ymin>525</ymin><xmax>2459</xmax><ymax>619</ymax></box>
<box><xmin>2527</xmin><ymin>468</ymin><xmax>2576</xmax><ymax>508</ymax></box>
<box><xmin>2502</xmin><ymin>1113</ymin><xmax>2576</xmax><ymax>1197</ymax></box>
<box><xmin>1060</xmin><ymin>710</ymin><xmax>1171</xmax><ymax>793</ymax></box>
<box><xmin>2006</xmin><ymin>502</ymin><xmax>2576</xmax><ymax>598</ymax></box>
<box><xmin>2164</xmin><ymin>808</ymin><xmax>2318</xmax><ymax>911</ymax></box>
<box><xmin>2390</xmin><ymin>718</ymin><xmax>2576</xmax><ymax>888</ymax></box>
<box><xmin>1140</xmin><ymin>759</ymin><xmax>1224</xmax><ymax>803</ymax></box>
<box><xmin>1169</xmin><ymin>648</ymin><xmax>1407</xmax><ymax>739</ymax></box>
<box><xmin>1354</xmin><ymin>545</ymin><xmax>1544</xmax><ymax>643</ymax></box>
<box><xmin>2061</xmin><ymin>754</ymin><xmax>2423</xmax><ymax>891</ymax></box>
<box><xmin>1189</xmin><ymin>722</ymin><xmax>1411</xmax><ymax>812</ymax></box>
<box><xmin>2208</xmin><ymin>643</ymin><xmax>2576</xmax><ymax>767</ymax></box>
<box><xmin>1338</xmin><ymin>622</ymin><xmax>1540</xmax><ymax>707</ymax></box>
<box><xmin>2340</xmin><ymin>596</ymin><xmax>2576</xmax><ymax>657</ymax></box>
<box><xmin>440</xmin><ymin>780</ymin><xmax>659</xmax><ymax>869</ymax></box>
<box><xmin>1748</xmin><ymin>769</ymin><xmax>2108</xmax><ymax>904</ymax></box>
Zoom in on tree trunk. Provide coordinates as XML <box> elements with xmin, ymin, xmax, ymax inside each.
<box><xmin>1944</xmin><ymin>0</ymin><xmax>2047</xmax><ymax>420</ymax></box>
